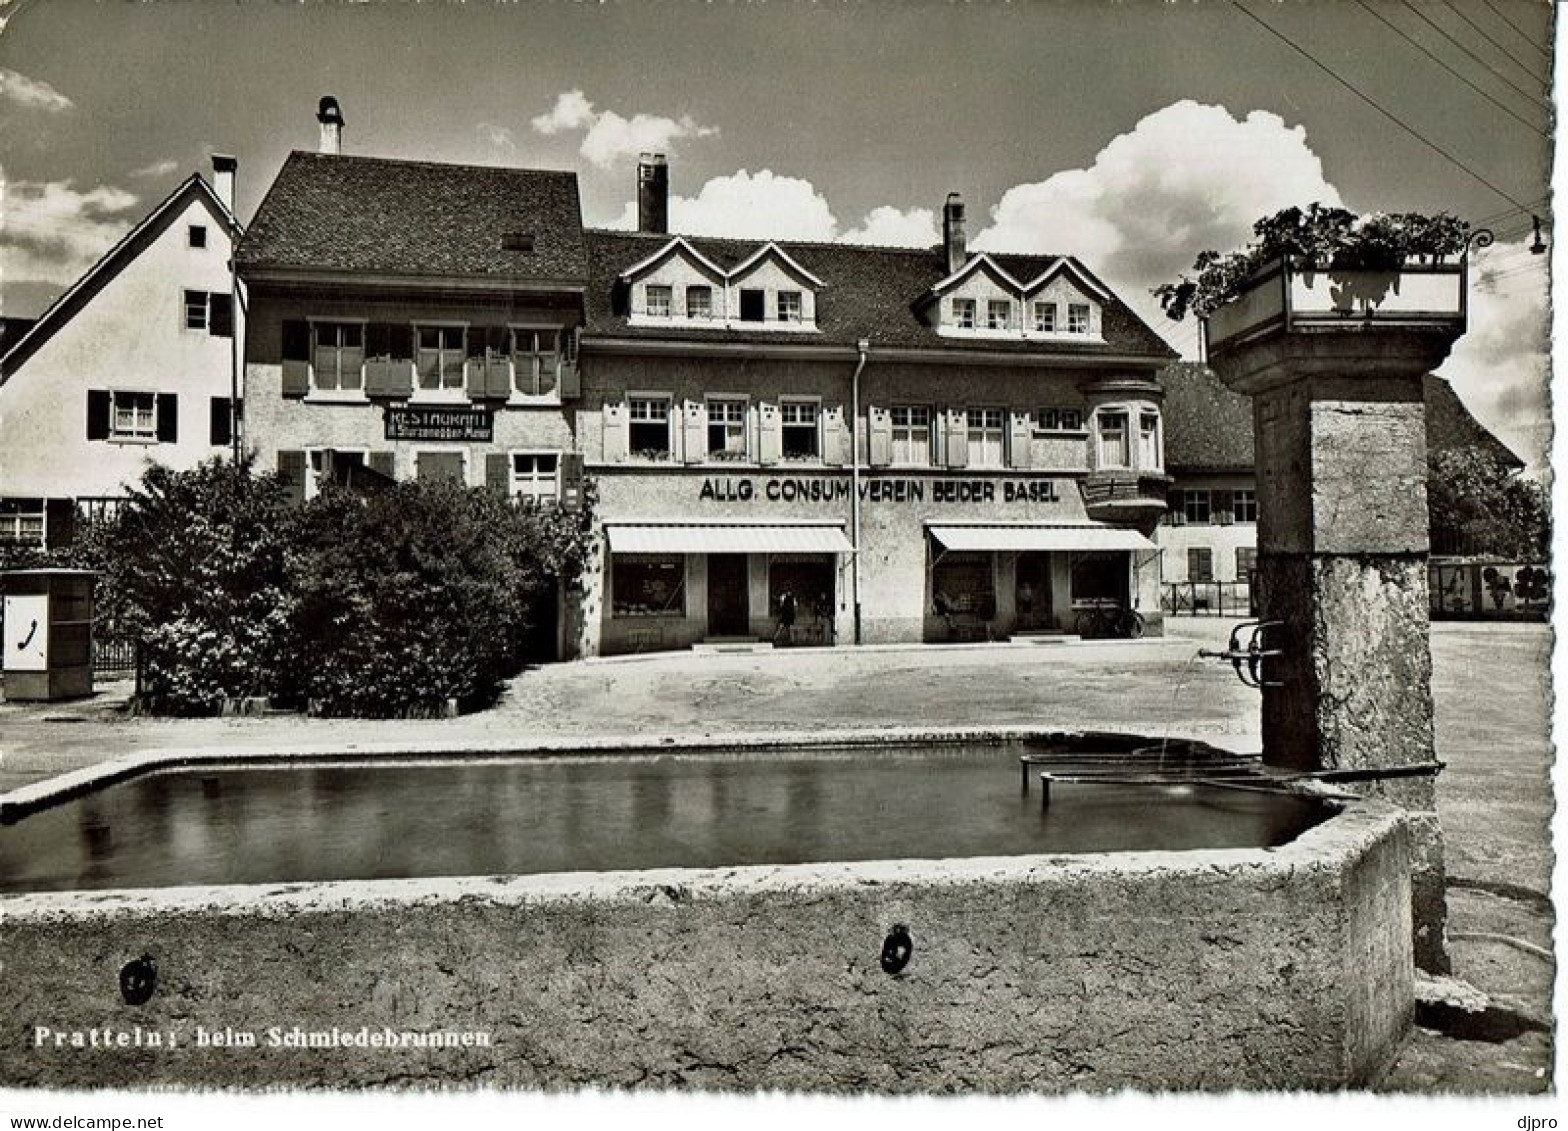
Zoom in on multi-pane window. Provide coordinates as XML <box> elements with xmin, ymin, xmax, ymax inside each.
<box><xmin>416</xmin><ymin>326</ymin><xmax>466</xmax><ymax>391</ymax></box>
<box><xmin>952</xmin><ymin>298</ymin><xmax>976</xmax><ymax>329</ymax></box>
<box><xmin>777</xmin><ymin>291</ymin><xmax>803</xmax><ymax>323</ymax></box>
<box><xmin>706</xmin><ymin>398</ymin><xmax>749</xmax><ymax>461</ymax></box>
<box><xmin>1232</xmin><ymin>488</ymin><xmax>1258</xmax><ymax>523</ymax></box>
<box><xmin>1139</xmin><ymin>412</ymin><xmax>1162</xmax><ymax>469</ymax></box>
<box><xmin>313</xmin><ymin>322</ymin><xmax>364</xmax><ymax>392</ymax></box>
<box><xmin>1236</xmin><ymin>547</ymin><xmax>1258</xmax><ymax>578</ymax></box>
<box><xmin>890</xmin><ymin>406</ymin><xmax>932</xmax><ymax>465</ymax></box>
<box><xmin>1188</xmin><ymin>548</ymin><xmax>1215</xmax><ymax>583</ymax></box>
<box><xmin>1033</xmin><ymin>302</ymin><xmax>1057</xmax><ymax>332</ymax></box>
<box><xmin>966</xmin><ymin>407</ymin><xmax>1006</xmax><ymax>468</ymax></box>
<box><xmin>1097</xmin><ymin>410</ymin><xmax>1129</xmax><ymax>467</ymax></box>
<box><xmin>511</xmin><ymin>453</ymin><xmax>559</xmax><ymax>504</ymax></box>
<box><xmin>1068</xmin><ymin>303</ymin><xmax>1091</xmax><ymax>334</ymax></box>
<box><xmin>184</xmin><ymin>289</ymin><xmax>209</xmax><ymax>330</ymax></box>
<box><xmin>781</xmin><ymin>400</ymin><xmax>819</xmax><ymax>459</ymax></box>
<box><xmin>1182</xmin><ymin>489</ymin><xmax>1212</xmax><ymax>524</ymax></box>
<box><xmin>0</xmin><ymin>499</ymin><xmax>44</xmax><ymax>545</ymax></box>
<box><xmin>645</xmin><ymin>285</ymin><xmax>673</xmax><ymax>318</ymax></box>
<box><xmin>686</xmin><ymin>285</ymin><xmax>713</xmax><ymax>320</ymax></box>
<box><xmin>512</xmin><ymin>327</ymin><xmax>560</xmax><ymax>397</ymax></box>
<box><xmin>111</xmin><ymin>391</ymin><xmax>158</xmax><ymax>440</ymax></box>
<box><xmin>986</xmin><ymin>300</ymin><xmax>1012</xmax><ymax>330</ymax></box>
<box><xmin>307</xmin><ymin>449</ymin><xmax>367</xmax><ymax>499</ymax></box>
<box><xmin>629</xmin><ymin>397</ymin><xmax>673</xmax><ymax>458</ymax></box>
<box><xmin>1037</xmin><ymin>407</ymin><xmax>1084</xmax><ymax>432</ymax></box>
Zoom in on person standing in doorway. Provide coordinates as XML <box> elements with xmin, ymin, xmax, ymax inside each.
<box><xmin>776</xmin><ymin>589</ymin><xmax>797</xmax><ymax>645</ymax></box>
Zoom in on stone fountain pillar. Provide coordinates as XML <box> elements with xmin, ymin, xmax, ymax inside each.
<box><xmin>1207</xmin><ymin>267</ymin><xmax>1468</xmax><ymax>974</ymax></box>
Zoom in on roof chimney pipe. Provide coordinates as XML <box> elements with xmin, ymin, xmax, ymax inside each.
<box><xmin>317</xmin><ymin>96</ymin><xmax>344</xmax><ymax>156</ymax></box>
<box><xmin>943</xmin><ymin>192</ymin><xmax>967</xmax><ymax>275</ymax></box>
<box><xmin>210</xmin><ymin>154</ymin><xmax>237</xmax><ymax>214</ymax></box>
<box><xmin>638</xmin><ymin>152</ymin><xmax>669</xmax><ymax>235</ymax></box>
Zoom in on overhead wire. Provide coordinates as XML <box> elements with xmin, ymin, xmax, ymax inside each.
<box><xmin>1438</xmin><ymin>0</ymin><xmax>1551</xmax><ymax>82</ymax></box>
<box><xmin>1398</xmin><ymin>0</ymin><xmax>1549</xmax><ymax>106</ymax></box>
<box><xmin>1478</xmin><ymin>0</ymin><xmax>1552</xmax><ymax>59</ymax></box>
<box><xmin>1229</xmin><ymin>1</ymin><xmax>1537</xmax><ymax>212</ymax></box>
<box><xmin>1352</xmin><ymin>0</ymin><xmax>1548</xmax><ymax>137</ymax></box>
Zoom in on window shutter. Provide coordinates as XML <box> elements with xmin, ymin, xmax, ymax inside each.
<box><xmin>281</xmin><ymin>320</ymin><xmax>310</xmax><ymax>396</ymax></box>
<box><xmin>86</xmin><ymin>390</ymin><xmax>110</xmax><ymax>440</ymax></box>
<box><xmin>44</xmin><ymin>499</ymin><xmax>76</xmax><ymax>549</ymax></box>
<box><xmin>944</xmin><ymin>407</ymin><xmax>968</xmax><ymax>468</ymax></box>
<box><xmin>210</xmin><ymin>397</ymin><xmax>232</xmax><ymax>447</ymax></box>
<box><xmin>367</xmin><ymin>451</ymin><xmax>395</xmax><ymax>480</ymax></box>
<box><xmin>820</xmin><ymin>404</ymin><xmax>846</xmax><ymax>466</ymax></box>
<box><xmin>277</xmin><ymin>450</ymin><xmax>308</xmax><ymax>506</ymax></box>
<box><xmin>363</xmin><ymin>324</ymin><xmax>393</xmax><ymax>396</ymax></box>
<box><xmin>602</xmin><ymin>401</ymin><xmax>629</xmax><ymax>463</ymax></box>
<box><xmin>757</xmin><ymin>402</ymin><xmax>782</xmax><ymax>465</ymax></box>
<box><xmin>486</xmin><ymin>452</ymin><xmax>511</xmax><ymax>494</ymax></box>
<box><xmin>1008</xmin><ymin>409</ymin><xmax>1032</xmax><ymax>470</ymax></box>
<box><xmin>682</xmin><ymin>400</ymin><xmax>706</xmax><ymax>464</ymax></box>
<box><xmin>559</xmin><ymin>327</ymin><xmax>581</xmax><ymax>400</ymax></box>
<box><xmin>209</xmin><ymin>292</ymin><xmax>234</xmax><ymax>338</ymax></box>
<box><xmin>465</xmin><ymin>350</ymin><xmax>487</xmax><ymax>398</ymax></box>
<box><xmin>867</xmin><ymin>405</ymin><xmax>892</xmax><ymax>468</ymax></box>
<box><xmin>484</xmin><ymin>327</ymin><xmax>511</xmax><ymax>399</ymax></box>
<box><xmin>156</xmin><ymin>394</ymin><xmax>178</xmax><ymax>442</ymax></box>
<box><xmin>560</xmin><ymin>450</ymin><xmax>585</xmax><ymax>510</ymax></box>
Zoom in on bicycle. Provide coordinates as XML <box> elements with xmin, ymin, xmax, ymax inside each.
<box><xmin>1073</xmin><ymin>599</ymin><xmax>1146</xmax><ymax>640</ymax></box>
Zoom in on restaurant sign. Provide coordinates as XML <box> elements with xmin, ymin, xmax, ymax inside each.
<box><xmin>384</xmin><ymin>406</ymin><xmax>493</xmax><ymax>442</ymax></box>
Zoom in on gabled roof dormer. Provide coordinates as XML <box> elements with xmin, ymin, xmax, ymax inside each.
<box><xmin>622</xmin><ymin>237</ymin><xmax>729</xmax><ymax>325</ymax></box>
<box><xmin>922</xmin><ymin>253</ymin><xmax>1027</xmax><ymax>338</ymax></box>
<box><xmin>1021</xmin><ymin>256</ymin><xmax>1109</xmax><ymax>342</ymax></box>
<box><xmin>725</xmin><ymin>242</ymin><xmax>821</xmax><ymax>331</ymax></box>
<box><xmin>618</xmin><ymin>237</ymin><xmax>822</xmax><ymax>332</ymax></box>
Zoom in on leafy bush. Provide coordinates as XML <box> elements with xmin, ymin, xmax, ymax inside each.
<box><xmin>284</xmin><ymin>478</ymin><xmax>593</xmax><ymax>717</ymax></box>
<box><xmin>1154</xmin><ymin>204</ymin><xmax>1472</xmax><ymax>322</ymax></box>
<box><xmin>98</xmin><ymin>458</ymin><xmax>296</xmax><ymax>714</ymax></box>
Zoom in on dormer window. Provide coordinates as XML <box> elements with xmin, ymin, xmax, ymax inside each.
<box><xmin>739</xmin><ymin>289</ymin><xmax>765</xmax><ymax>322</ymax></box>
<box><xmin>1033</xmin><ymin>302</ymin><xmax>1056</xmax><ymax>333</ymax></box>
<box><xmin>986</xmin><ymin>300</ymin><xmax>1012</xmax><ymax>330</ymax></box>
<box><xmin>646</xmin><ymin>285</ymin><xmax>673</xmax><ymax>318</ymax></box>
<box><xmin>1068</xmin><ymin>303</ymin><xmax>1091</xmax><ymax>334</ymax></box>
<box><xmin>778</xmin><ymin>291</ymin><xmax>803</xmax><ymax>323</ymax></box>
<box><xmin>687</xmin><ymin>285</ymin><xmax>713</xmax><ymax>320</ymax></box>
<box><xmin>953</xmin><ymin>298</ymin><xmax>976</xmax><ymax>329</ymax></box>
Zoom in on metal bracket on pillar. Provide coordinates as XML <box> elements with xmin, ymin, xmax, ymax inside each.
<box><xmin>1198</xmin><ymin>620</ymin><xmax>1285</xmax><ymax>689</ymax></box>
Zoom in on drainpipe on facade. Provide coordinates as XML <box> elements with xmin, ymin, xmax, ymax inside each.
<box><xmin>851</xmin><ymin>338</ymin><xmax>869</xmax><ymax>645</ymax></box>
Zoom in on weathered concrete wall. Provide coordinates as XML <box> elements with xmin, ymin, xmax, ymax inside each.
<box><xmin>1</xmin><ymin>803</ymin><xmax>1411</xmax><ymax>1093</ymax></box>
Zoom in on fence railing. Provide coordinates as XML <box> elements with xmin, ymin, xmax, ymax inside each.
<box><xmin>1161</xmin><ymin>580</ymin><xmax>1256</xmax><ymax>617</ymax></box>
<box><xmin>92</xmin><ymin>635</ymin><xmax>139</xmax><ymax>676</ymax></box>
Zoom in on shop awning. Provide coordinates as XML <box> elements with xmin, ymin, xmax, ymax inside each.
<box><xmin>927</xmin><ymin>524</ymin><xmax>1156</xmax><ymax>553</ymax></box>
<box><xmin>606</xmin><ymin>523</ymin><xmax>854</xmax><ymax>554</ymax></box>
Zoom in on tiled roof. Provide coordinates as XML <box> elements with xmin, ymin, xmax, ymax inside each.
<box><xmin>584</xmin><ymin>230</ymin><xmax>1177</xmax><ymax>360</ymax></box>
<box><xmin>1161</xmin><ymin>362</ymin><xmax>1524</xmax><ymax>472</ymax></box>
<box><xmin>236</xmin><ymin>152</ymin><xmax>587</xmax><ymax>283</ymax></box>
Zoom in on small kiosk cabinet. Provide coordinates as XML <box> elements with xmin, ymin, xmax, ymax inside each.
<box><xmin>2</xmin><ymin>569</ymin><xmax>95</xmax><ymax>701</ymax></box>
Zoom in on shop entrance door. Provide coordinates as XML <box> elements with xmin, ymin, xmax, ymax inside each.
<box><xmin>1015</xmin><ymin>552</ymin><xmax>1053</xmax><ymax>631</ymax></box>
<box><xmin>707</xmin><ymin>554</ymin><xmax>750</xmax><ymax>636</ymax></box>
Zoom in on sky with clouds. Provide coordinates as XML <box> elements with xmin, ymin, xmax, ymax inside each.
<box><xmin>0</xmin><ymin>0</ymin><xmax>1553</xmax><ymax>465</ymax></box>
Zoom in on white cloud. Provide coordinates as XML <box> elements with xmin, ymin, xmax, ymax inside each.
<box><xmin>0</xmin><ymin>67</ymin><xmax>73</xmax><ymax>112</ymax></box>
<box><xmin>841</xmin><ymin>205</ymin><xmax>939</xmax><ymax>248</ymax></box>
<box><xmin>974</xmin><ymin>100</ymin><xmax>1343</xmax><ymax>291</ymax></box>
<box><xmin>130</xmin><ymin>158</ymin><xmax>179</xmax><ymax>180</ymax></box>
<box><xmin>0</xmin><ymin>176</ymin><xmax>140</xmax><ymax>288</ymax></box>
<box><xmin>476</xmin><ymin>122</ymin><xmax>517</xmax><ymax>154</ymax></box>
<box><xmin>531</xmin><ymin>89</ymin><xmax>717</xmax><ymax>169</ymax></box>
<box><xmin>606</xmin><ymin>170</ymin><xmax>938</xmax><ymax>251</ymax></box>
<box><xmin>530</xmin><ymin>90</ymin><xmax>596</xmax><ymax>136</ymax></box>
<box><xmin>1437</xmin><ymin>239</ymin><xmax>1550</xmax><ymax>469</ymax></box>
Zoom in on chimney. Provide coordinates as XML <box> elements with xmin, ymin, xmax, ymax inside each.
<box><xmin>637</xmin><ymin>152</ymin><xmax>669</xmax><ymax>235</ymax></box>
<box><xmin>317</xmin><ymin>95</ymin><xmax>345</xmax><ymax>155</ymax></box>
<box><xmin>943</xmin><ymin>192</ymin><xmax>967</xmax><ymax>274</ymax></box>
<box><xmin>210</xmin><ymin>154</ymin><xmax>237</xmax><ymax>214</ymax></box>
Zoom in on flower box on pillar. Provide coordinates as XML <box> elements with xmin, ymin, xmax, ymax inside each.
<box><xmin>1191</xmin><ymin>226</ymin><xmax>1475</xmax><ymax>976</ymax></box>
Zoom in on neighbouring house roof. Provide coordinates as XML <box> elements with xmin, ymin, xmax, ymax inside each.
<box><xmin>236</xmin><ymin>151</ymin><xmax>587</xmax><ymax>285</ymax></box>
<box><xmin>585</xmin><ymin>229</ymin><xmax>1177</xmax><ymax>360</ymax></box>
<box><xmin>0</xmin><ymin>318</ymin><xmax>37</xmax><ymax>355</ymax></box>
<box><xmin>1</xmin><ymin>174</ymin><xmax>240</xmax><ymax>381</ymax></box>
<box><xmin>1161</xmin><ymin>361</ymin><xmax>1524</xmax><ymax>474</ymax></box>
